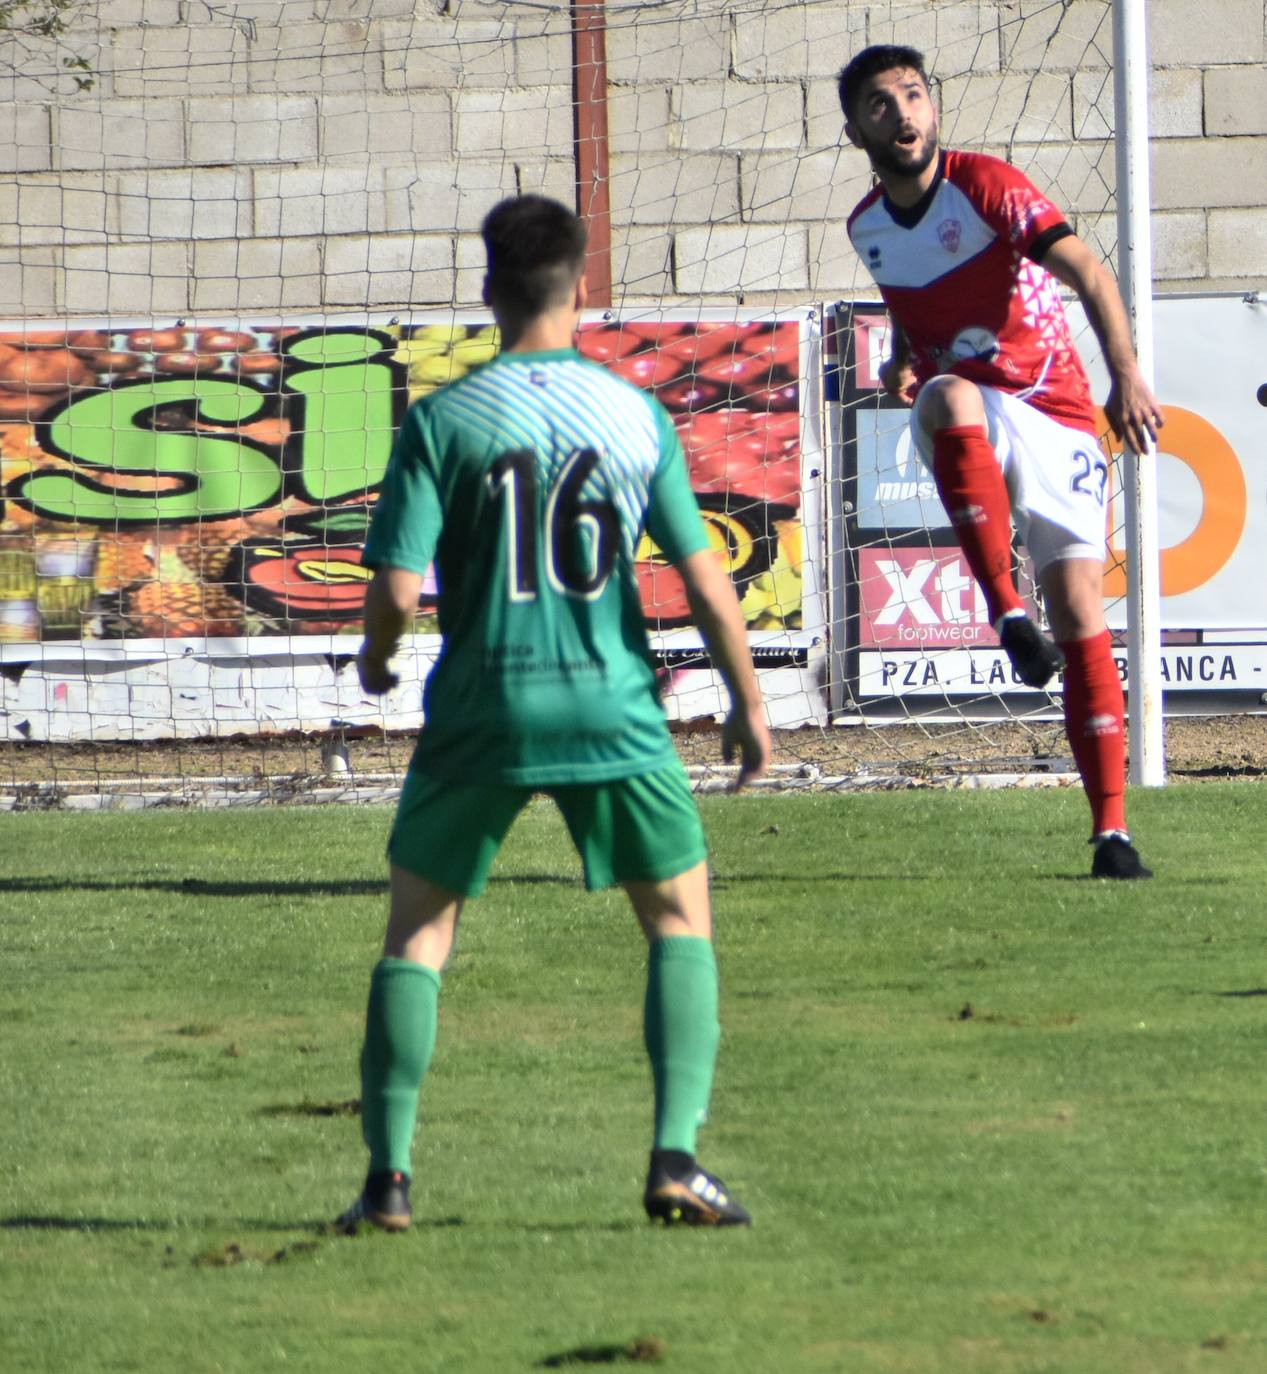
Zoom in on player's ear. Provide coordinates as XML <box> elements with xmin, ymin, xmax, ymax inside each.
<box><xmin>574</xmin><ymin>273</ymin><xmax>588</xmax><ymax>312</ymax></box>
<box><xmin>843</xmin><ymin>118</ymin><xmax>862</xmax><ymax>149</ymax></box>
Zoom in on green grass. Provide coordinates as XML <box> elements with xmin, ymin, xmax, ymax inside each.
<box><xmin>3</xmin><ymin>783</ymin><xmax>1267</xmax><ymax>1372</ymax></box>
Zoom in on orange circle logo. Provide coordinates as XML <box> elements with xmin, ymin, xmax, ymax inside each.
<box><xmin>1100</xmin><ymin>405</ymin><xmax>1247</xmax><ymax>598</ymax></box>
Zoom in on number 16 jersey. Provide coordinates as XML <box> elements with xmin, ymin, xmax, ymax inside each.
<box><xmin>363</xmin><ymin>347</ymin><xmax>710</xmax><ymax>785</ymax></box>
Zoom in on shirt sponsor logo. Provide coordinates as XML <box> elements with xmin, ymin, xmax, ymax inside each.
<box><xmin>949</xmin><ymin>326</ymin><xmax>1000</xmax><ymax>363</ymax></box>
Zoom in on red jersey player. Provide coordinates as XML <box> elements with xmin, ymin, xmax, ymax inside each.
<box><xmin>840</xmin><ymin>44</ymin><xmax>1163</xmax><ymax>879</ymax></box>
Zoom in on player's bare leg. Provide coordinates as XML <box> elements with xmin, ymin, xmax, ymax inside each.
<box><xmin>340</xmin><ymin>869</ymin><xmax>466</xmax><ymax>1231</ymax></box>
<box><xmin>916</xmin><ymin>376</ymin><xmax>1065</xmax><ymax>687</ymax></box>
<box><xmin>626</xmin><ymin>864</ymin><xmax>750</xmax><ymax>1226</ymax></box>
<box><xmin>1040</xmin><ymin>558</ymin><xmax>1150</xmax><ymax>879</ymax></box>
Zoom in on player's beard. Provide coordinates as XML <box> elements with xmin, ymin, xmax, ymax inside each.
<box><xmin>862</xmin><ymin>126</ymin><xmax>939</xmax><ymax>182</ymax></box>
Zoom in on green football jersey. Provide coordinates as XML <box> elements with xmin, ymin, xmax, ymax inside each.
<box><xmin>363</xmin><ymin>347</ymin><xmax>710</xmax><ymax>785</ymax></box>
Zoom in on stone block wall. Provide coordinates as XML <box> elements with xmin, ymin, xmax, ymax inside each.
<box><xmin>0</xmin><ymin>0</ymin><xmax>1263</xmax><ymax>318</ymax></box>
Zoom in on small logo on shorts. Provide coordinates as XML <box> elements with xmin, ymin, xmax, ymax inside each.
<box><xmin>938</xmin><ymin>218</ymin><xmax>962</xmax><ymax>252</ymax></box>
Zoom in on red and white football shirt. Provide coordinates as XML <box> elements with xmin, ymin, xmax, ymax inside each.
<box><xmin>847</xmin><ymin>148</ymin><xmax>1097</xmax><ymax>436</ymax></box>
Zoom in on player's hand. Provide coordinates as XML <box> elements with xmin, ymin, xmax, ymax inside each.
<box><xmin>878</xmin><ymin>356</ymin><xmax>916</xmax><ymax>404</ymax></box>
<box><xmin>357</xmin><ymin>645</ymin><xmax>399</xmax><ymax>696</ymax></box>
<box><xmin>722</xmin><ymin>701</ymin><xmax>771</xmax><ymax>792</ymax></box>
<box><xmin>1104</xmin><ymin>366</ymin><xmax>1164</xmax><ymax>454</ymax></box>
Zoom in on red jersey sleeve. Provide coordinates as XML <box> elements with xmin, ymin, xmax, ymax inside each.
<box><xmin>943</xmin><ymin>150</ymin><xmax>1069</xmax><ymax>260</ymax></box>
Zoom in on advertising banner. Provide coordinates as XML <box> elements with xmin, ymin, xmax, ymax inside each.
<box><xmin>0</xmin><ymin>311</ymin><xmax>819</xmax><ymax>737</ymax></box>
<box><xmin>829</xmin><ymin>296</ymin><xmax>1267</xmax><ymax>701</ymax></box>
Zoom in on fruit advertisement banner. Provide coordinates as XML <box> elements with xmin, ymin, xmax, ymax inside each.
<box><xmin>0</xmin><ymin>313</ymin><xmax>808</xmax><ymax>656</ymax></box>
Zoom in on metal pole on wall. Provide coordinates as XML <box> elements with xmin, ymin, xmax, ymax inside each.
<box><xmin>572</xmin><ymin>0</ymin><xmax>613</xmax><ymax>308</ymax></box>
<box><xmin>1112</xmin><ymin>0</ymin><xmax>1165</xmax><ymax>785</ymax></box>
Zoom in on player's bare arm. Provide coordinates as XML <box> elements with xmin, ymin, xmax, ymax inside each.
<box><xmin>358</xmin><ymin>565</ymin><xmax>422</xmax><ymax>695</ymax></box>
<box><xmin>878</xmin><ymin>320</ymin><xmax>915</xmax><ymax>401</ymax></box>
<box><xmin>1040</xmin><ymin>234</ymin><xmax>1164</xmax><ymax>454</ymax></box>
<box><xmin>675</xmin><ymin>547</ymin><xmax>771</xmax><ymax>788</ymax></box>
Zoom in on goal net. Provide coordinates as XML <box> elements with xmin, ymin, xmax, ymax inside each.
<box><xmin>0</xmin><ymin>0</ymin><xmax>1131</xmax><ymax>804</ymax></box>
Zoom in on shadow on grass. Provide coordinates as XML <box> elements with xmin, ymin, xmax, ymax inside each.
<box><xmin>0</xmin><ymin>873</ymin><xmax>576</xmax><ymax>898</ymax></box>
<box><xmin>5</xmin><ymin>1213</ymin><xmax>645</xmax><ymax>1236</ymax></box>
<box><xmin>1</xmin><ymin>1215</ymin><xmax>330</xmax><ymax>1233</ymax></box>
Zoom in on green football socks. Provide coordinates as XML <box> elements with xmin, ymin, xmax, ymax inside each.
<box><xmin>643</xmin><ymin>935</ymin><xmax>720</xmax><ymax>1156</ymax></box>
<box><xmin>360</xmin><ymin>958</ymin><xmax>441</xmax><ymax>1176</ymax></box>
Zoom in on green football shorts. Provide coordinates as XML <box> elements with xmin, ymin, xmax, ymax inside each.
<box><xmin>388</xmin><ymin>760</ymin><xmax>708</xmax><ymax>897</ymax></box>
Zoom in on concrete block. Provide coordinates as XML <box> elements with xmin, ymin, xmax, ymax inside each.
<box><xmin>187</xmin><ymin>96</ymin><xmax>320</xmax><ymax>166</ymax></box>
<box><xmin>0</xmin><ymin>253</ymin><xmax>58</xmax><ymax>315</ymax></box>
<box><xmin>386</xmin><ymin>159</ymin><xmax>518</xmax><ymax>235</ymax></box>
<box><xmin>112</xmin><ymin>168</ymin><xmax>252</xmax><ymax>241</ymax></box>
<box><xmin>742</xmin><ymin>150</ymin><xmax>868</xmax><ymax>225</ymax></box>
<box><xmin>455</xmin><ymin>87</ymin><xmax>574</xmax><ymax>157</ymax></box>
<box><xmin>381</xmin><ymin>18</ymin><xmax>515</xmax><ymax>92</ymax></box>
<box><xmin>1151</xmin><ymin>136</ymin><xmax>1267</xmax><ymax>211</ymax></box>
<box><xmin>868</xmin><ymin>3</ymin><xmax>1002</xmax><ymax>79</ymax></box>
<box><xmin>0</xmin><ymin>34</ymin><xmax>110</xmax><ymax>103</ymax></box>
<box><xmin>807</xmin><ymin>79</ymin><xmax>848</xmax><ymax>151</ymax></box>
<box><xmin>1147</xmin><ymin>68</ymin><xmax>1205</xmax><ymax>140</ymax></box>
<box><xmin>253</xmin><ymin>166</ymin><xmax>382</xmax><ymax>238</ymax></box>
<box><xmin>940</xmin><ymin>71</ymin><xmax>1072</xmax><ymax>146</ymax></box>
<box><xmin>246</xmin><ymin>19</ymin><xmax>381</xmax><ymax>94</ymax></box>
<box><xmin>1206</xmin><ymin>65</ymin><xmax>1267</xmax><ymax>136</ymax></box>
<box><xmin>1147</xmin><ymin>0</ymin><xmax>1265</xmax><ymax>66</ymax></box>
<box><xmin>112</xmin><ymin>167</ymin><xmax>250</xmax><ymax>243</ymax></box>
<box><xmin>0</xmin><ymin>103</ymin><xmax>52</xmax><ymax>174</ymax></box>
<box><xmin>612</xmin><ymin>225</ymin><xmax>674</xmax><ymax>300</ymax></box>
<box><xmin>314</xmin><ymin>0</ymin><xmax>415</xmax><ymax>19</ymax></box>
<box><xmin>808</xmin><ymin>220</ymin><xmax>876</xmax><ymax>297</ymax></box>
<box><xmin>60</xmin><ymin>241</ymin><xmax>190</xmax><ymax>314</ymax></box>
<box><xmin>55</xmin><ymin>99</ymin><xmax>186</xmax><ymax>172</ymax></box>
<box><xmin>17</xmin><ymin>177</ymin><xmax>110</xmax><ymax>246</ymax></box>
<box><xmin>110</xmin><ymin>23</ymin><xmax>253</xmax><ymax>98</ymax></box>
<box><xmin>734</xmin><ymin>2</ymin><xmax>864</xmax><ymax>81</ymax></box>
<box><xmin>607</xmin><ymin>14</ymin><xmax>729</xmax><ymax>84</ymax></box>
<box><xmin>1210</xmin><ymin>207</ymin><xmax>1267</xmax><ymax>278</ymax></box>
<box><xmin>999</xmin><ymin>1</ymin><xmax>1111</xmax><ymax>74</ymax></box>
<box><xmin>323</xmin><ymin>233</ymin><xmax>453</xmax><ymax>307</ymax></box>
<box><xmin>1017</xmin><ymin>140</ymin><xmax>1116</xmax><ymax>215</ymax></box>
<box><xmin>97</xmin><ymin>0</ymin><xmax>184</xmax><ymax>24</ymax></box>
<box><xmin>454</xmin><ymin>232</ymin><xmax>486</xmax><ymax>307</ymax></box>
<box><xmin>514</xmin><ymin>16</ymin><xmax>573</xmax><ymax>87</ymax></box>
<box><xmin>1151</xmin><ymin>212</ymin><xmax>1209</xmax><ymax>283</ymax></box>
<box><xmin>609</xmin><ymin>152</ymin><xmax>741</xmax><ymax>227</ymax></box>
<box><xmin>319</xmin><ymin>91</ymin><xmax>452</xmax><ymax>163</ymax></box>
<box><xmin>190</xmin><ymin>237</ymin><xmax>322</xmax><ymax>312</ymax></box>
<box><xmin>673</xmin><ymin>223</ymin><xmax>809</xmax><ymax>295</ymax></box>
<box><xmin>513</xmin><ymin>158</ymin><xmax>576</xmax><ymax>210</ymax></box>
<box><xmin>607</xmin><ymin>86</ymin><xmax>672</xmax><ymax>156</ymax></box>
<box><xmin>672</xmin><ymin>81</ymin><xmax>804</xmax><ymax>153</ymax></box>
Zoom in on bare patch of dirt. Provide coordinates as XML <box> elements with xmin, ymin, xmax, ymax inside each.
<box><xmin>1</xmin><ymin>715</ymin><xmax>1265</xmax><ymax>793</ymax></box>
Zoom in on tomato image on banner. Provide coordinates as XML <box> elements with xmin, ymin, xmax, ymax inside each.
<box><xmin>0</xmin><ymin>317</ymin><xmax>802</xmax><ymax>644</ymax></box>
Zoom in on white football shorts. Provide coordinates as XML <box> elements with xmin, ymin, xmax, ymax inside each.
<box><xmin>910</xmin><ymin>381</ymin><xmax>1108</xmax><ymax>573</ymax></box>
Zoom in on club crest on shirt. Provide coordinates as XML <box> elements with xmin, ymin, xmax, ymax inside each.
<box><xmin>937</xmin><ymin>219</ymin><xmax>962</xmax><ymax>252</ymax></box>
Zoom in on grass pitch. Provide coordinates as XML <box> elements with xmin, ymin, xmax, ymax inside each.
<box><xmin>3</xmin><ymin>783</ymin><xmax>1267</xmax><ymax>1372</ymax></box>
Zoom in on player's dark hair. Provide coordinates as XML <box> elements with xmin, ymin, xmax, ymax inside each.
<box><xmin>481</xmin><ymin>195</ymin><xmax>588</xmax><ymax>319</ymax></box>
<box><xmin>838</xmin><ymin>44</ymin><xmax>930</xmax><ymax>121</ymax></box>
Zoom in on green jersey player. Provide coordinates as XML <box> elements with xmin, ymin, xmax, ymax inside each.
<box><xmin>339</xmin><ymin>194</ymin><xmax>770</xmax><ymax>1231</ymax></box>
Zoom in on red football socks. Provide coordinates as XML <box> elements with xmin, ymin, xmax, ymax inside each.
<box><xmin>931</xmin><ymin>426</ymin><xmax>1023</xmax><ymax>625</ymax></box>
<box><xmin>1059</xmin><ymin>631</ymin><xmax>1127</xmax><ymax>837</ymax></box>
